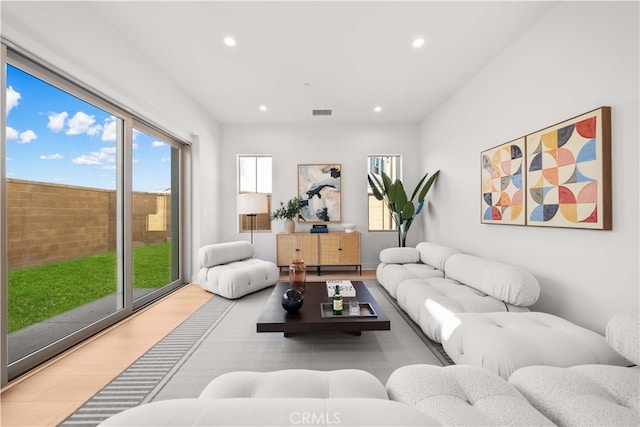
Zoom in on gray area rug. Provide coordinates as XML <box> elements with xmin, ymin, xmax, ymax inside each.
<box><xmin>61</xmin><ymin>280</ymin><xmax>451</xmax><ymax>426</ymax></box>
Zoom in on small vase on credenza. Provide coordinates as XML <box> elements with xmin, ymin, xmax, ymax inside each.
<box><xmin>284</xmin><ymin>219</ymin><xmax>295</xmax><ymax>234</ymax></box>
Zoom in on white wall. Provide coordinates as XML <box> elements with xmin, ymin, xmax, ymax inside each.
<box><xmin>217</xmin><ymin>124</ymin><xmax>422</xmax><ymax>268</ymax></box>
<box><xmin>418</xmin><ymin>1</ymin><xmax>639</xmax><ymax>333</ymax></box>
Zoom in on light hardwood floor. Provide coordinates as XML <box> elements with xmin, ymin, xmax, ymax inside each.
<box><xmin>0</xmin><ymin>270</ymin><xmax>375</xmax><ymax>427</ymax></box>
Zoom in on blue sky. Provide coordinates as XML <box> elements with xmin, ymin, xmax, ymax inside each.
<box><xmin>5</xmin><ymin>65</ymin><xmax>172</xmax><ymax>192</ymax></box>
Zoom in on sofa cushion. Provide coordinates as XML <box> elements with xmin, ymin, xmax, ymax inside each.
<box><xmin>386</xmin><ymin>364</ymin><xmax>553</xmax><ymax>426</ymax></box>
<box><xmin>396</xmin><ymin>278</ymin><xmax>528</xmax><ymax>343</ymax></box>
<box><xmin>376</xmin><ymin>263</ymin><xmax>443</xmax><ymax>298</ymax></box>
<box><xmin>98</xmin><ymin>398</ymin><xmax>441</xmax><ymax>426</ymax></box>
<box><xmin>199</xmin><ymin>369</ymin><xmax>388</xmax><ymax>400</ymax></box>
<box><xmin>198</xmin><ymin>258</ymin><xmax>278</xmax><ymax>299</ymax></box>
<box><xmin>442</xmin><ymin>312</ymin><xmax>631</xmax><ymax>379</ymax></box>
<box><xmin>416</xmin><ymin>242</ymin><xmax>460</xmax><ymax>271</ymax></box>
<box><xmin>606</xmin><ymin>310</ymin><xmax>640</xmax><ymax>365</ymax></box>
<box><xmin>198</xmin><ymin>241</ymin><xmax>254</xmax><ymax>268</ymax></box>
<box><xmin>509</xmin><ymin>365</ymin><xmax>639</xmax><ymax>426</ymax></box>
<box><xmin>444</xmin><ymin>254</ymin><xmax>540</xmax><ymax>306</ymax></box>
<box><xmin>379</xmin><ymin>247</ymin><xmax>420</xmax><ymax>264</ymax></box>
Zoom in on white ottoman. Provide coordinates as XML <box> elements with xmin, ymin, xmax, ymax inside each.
<box><xmin>386</xmin><ymin>364</ymin><xmax>553</xmax><ymax>426</ymax></box>
<box><xmin>442</xmin><ymin>312</ymin><xmax>631</xmax><ymax>379</ymax></box>
<box><xmin>197</xmin><ymin>241</ymin><xmax>278</xmax><ymax>299</ymax></box>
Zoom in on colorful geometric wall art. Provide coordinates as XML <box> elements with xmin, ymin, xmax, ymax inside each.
<box><xmin>481</xmin><ymin>138</ymin><xmax>526</xmax><ymax>225</ymax></box>
<box><xmin>525</xmin><ymin>107</ymin><xmax>611</xmax><ymax>229</ymax></box>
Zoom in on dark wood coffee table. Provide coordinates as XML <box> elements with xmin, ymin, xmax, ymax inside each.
<box><xmin>256</xmin><ymin>281</ymin><xmax>390</xmax><ymax>336</ymax></box>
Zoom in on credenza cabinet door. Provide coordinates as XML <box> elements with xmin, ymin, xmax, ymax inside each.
<box><xmin>338</xmin><ymin>233</ymin><xmax>361</xmax><ymax>265</ymax></box>
<box><xmin>319</xmin><ymin>232</ymin><xmax>361</xmax><ymax>266</ymax></box>
<box><xmin>276</xmin><ymin>233</ymin><xmax>319</xmax><ymax>266</ymax></box>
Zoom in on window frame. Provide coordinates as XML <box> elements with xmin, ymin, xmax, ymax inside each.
<box><xmin>367</xmin><ymin>154</ymin><xmax>402</xmax><ymax>232</ymax></box>
<box><xmin>237</xmin><ymin>155</ymin><xmax>272</xmax><ymax>233</ymax></box>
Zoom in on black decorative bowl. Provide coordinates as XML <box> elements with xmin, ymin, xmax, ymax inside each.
<box><xmin>281</xmin><ymin>288</ymin><xmax>304</xmax><ymax>313</ymax></box>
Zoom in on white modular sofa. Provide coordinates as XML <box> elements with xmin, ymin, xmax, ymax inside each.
<box><xmin>392</xmin><ymin>251</ymin><xmax>540</xmax><ymax>343</ymax></box>
<box><xmin>442</xmin><ymin>311</ymin><xmax>630</xmax><ymax>379</ymax></box>
<box><xmin>386</xmin><ymin>364</ymin><xmax>554</xmax><ymax>426</ymax></box>
<box><xmin>376</xmin><ymin>242</ymin><xmax>460</xmax><ymax>298</ymax></box>
<box><xmin>377</xmin><ymin>242</ymin><xmax>632</xmax><ymax>380</ymax></box>
<box><xmin>197</xmin><ymin>241</ymin><xmax>278</xmax><ymax>299</ymax></box>
<box><xmin>99</xmin><ymin>311</ymin><xmax>638</xmax><ymax>426</ymax></box>
<box><xmin>508</xmin><ymin>310</ymin><xmax>639</xmax><ymax>426</ymax></box>
<box><xmin>100</xmin><ymin>369</ymin><xmax>441</xmax><ymax>426</ymax></box>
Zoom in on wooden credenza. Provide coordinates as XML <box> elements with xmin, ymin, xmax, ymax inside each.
<box><xmin>276</xmin><ymin>231</ymin><xmax>361</xmax><ymax>275</ymax></box>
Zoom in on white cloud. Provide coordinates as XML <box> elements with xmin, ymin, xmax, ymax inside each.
<box><xmin>102</xmin><ymin>165</ymin><xmax>116</xmax><ymax>171</ymax></box>
<box><xmin>47</xmin><ymin>111</ymin><xmax>69</xmax><ymax>132</ymax></box>
<box><xmin>101</xmin><ymin>116</ymin><xmax>117</xmax><ymax>141</ymax></box>
<box><xmin>40</xmin><ymin>153</ymin><xmax>64</xmax><ymax>160</ymax></box>
<box><xmin>18</xmin><ymin>129</ymin><xmax>37</xmax><ymax>144</ymax></box>
<box><xmin>160</xmin><ymin>157</ymin><xmax>171</xmax><ymax>162</ymax></box>
<box><xmin>6</xmin><ymin>86</ymin><xmax>21</xmax><ymax>115</ymax></box>
<box><xmin>72</xmin><ymin>146</ymin><xmax>116</xmax><ymax>165</ymax></box>
<box><xmin>6</xmin><ymin>126</ymin><xmax>18</xmax><ymax>140</ymax></box>
<box><xmin>66</xmin><ymin>111</ymin><xmax>96</xmax><ymax>135</ymax></box>
<box><xmin>132</xmin><ymin>143</ymin><xmax>139</xmax><ymax>150</ymax></box>
<box><xmin>151</xmin><ymin>140</ymin><xmax>166</xmax><ymax>147</ymax></box>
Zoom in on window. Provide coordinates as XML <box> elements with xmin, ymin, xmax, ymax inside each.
<box><xmin>367</xmin><ymin>155</ymin><xmax>401</xmax><ymax>231</ymax></box>
<box><xmin>2</xmin><ymin>46</ymin><xmax>187</xmax><ymax>383</ymax></box>
<box><xmin>238</xmin><ymin>155</ymin><xmax>272</xmax><ymax>232</ymax></box>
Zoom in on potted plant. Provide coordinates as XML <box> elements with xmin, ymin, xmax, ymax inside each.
<box><xmin>368</xmin><ymin>170</ymin><xmax>440</xmax><ymax>247</ymax></box>
<box><xmin>271</xmin><ymin>196</ymin><xmax>304</xmax><ymax>233</ymax></box>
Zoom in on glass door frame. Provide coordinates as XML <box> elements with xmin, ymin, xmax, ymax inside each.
<box><xmin>0</xmin><ymin>44</ymin><xmax>188</xmax><ymax>385</ymax></box>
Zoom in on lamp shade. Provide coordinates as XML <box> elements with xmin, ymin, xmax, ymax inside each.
<box><xmin>237</xmin><ymin>193</ymin><xmax>268</xmax><ymax>215</ymax></box>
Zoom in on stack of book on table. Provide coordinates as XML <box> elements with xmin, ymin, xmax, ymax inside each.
<box><xmin>326</xmin><ymin>280</ymin><xmax>356</xmax><ymax>297</ymax></box>
<box><xmin>310</xmin><ymin>224</ymin><xmax>328</xmax><ymax>233</ymax></box>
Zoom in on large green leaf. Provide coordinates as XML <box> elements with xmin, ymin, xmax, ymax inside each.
<box><xmin>388</xmin><ymin>181</ymin><xmax>398</xmax><ymax>210</ymax></box>
<box><xmin>401</xmin><ymin>201</ymin><xmax>415</xmax><ymax>220</ymax></box>
<box><xmin>367</xmin><ymin>175</ymin><xmax>384</xmax><ymax>201</ymax></box>
<box><xmin>418</xmin><ymin>170</ymin><xmax>440</xmax><ymax>202</ymax></box>
<box><xmin>410</xmin><ymin>172</ymin><xmax>429</xmax><ymax>201</ymax></box>
<box><xmin>394</xmin><ymin>180</ymin><xmax>407</xmax><ymax>212</ymax></box>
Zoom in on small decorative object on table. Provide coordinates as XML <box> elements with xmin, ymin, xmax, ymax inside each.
<box><xmin>289</xmin><ymin>257</ymin><xmax>306</xmax><ymax>293</ymax></box>
<box><xmin>332</xmin><ymin>285</ymin><xmax>343</xmax><ymax>315</ymax></box>
<box><xmin>341</xmin><ymin>223</ymin><xmax>357</xmax><ymax>233</ymax></box>
<box><xmin>281</xmin><ymin>289</ymin><xmax>304</xmax><ymax>313</ymax></box>
<box><xmin>349</xmin><ymin>300</ymin><xmax>360</xmax><ymax>316</ymax></box>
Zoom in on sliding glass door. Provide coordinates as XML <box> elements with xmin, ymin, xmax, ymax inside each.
<box><xmin>1</xmin><ymin>47</ymin><xmax>186</xmax><ymax>383</ymax></box>
<box><xmin>131</xmin><ymin>125</ymin><xmax>181</xmax><ymax>307</ymax></box>
<box><xmin>4</xmin><ymin>62</ymin><xmax>124</xmax><ymax>372</ymax></box>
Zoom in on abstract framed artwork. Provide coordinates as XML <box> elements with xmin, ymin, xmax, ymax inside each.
<box><xmin>297</xmin><ymin>163</ymin><xmax>341</xmax><ymax>222</ymax></box>
<box><xmin>481</xmin><ymin>138</ymin><xmax>526</xmax><ymax>225</ymax></box>
<box><xmin>525</xmin><ymin>107</ymin><xmax>611</xmax><ymax>229</ymax></box>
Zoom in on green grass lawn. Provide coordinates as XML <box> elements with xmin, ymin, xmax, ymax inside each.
<box><xmin>8</xmin><ymin>242</ymin><xmax>172</xmax><ymax>333</ymax></box>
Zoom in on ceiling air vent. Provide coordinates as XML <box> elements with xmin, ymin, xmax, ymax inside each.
<box><xmin>312</xmin><ymin>109</ymin><xmax>332</xmax><ymax>116</ymax></box>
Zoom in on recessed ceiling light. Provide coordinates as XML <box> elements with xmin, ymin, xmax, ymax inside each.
<box><xmin>224</xmin><ymin>37</ymin><xmax>236</xmax><ymax>47</ymax></box>
<box><xmin>374</xmin><ymin>106</ymin><xmax>382</xmax><ymax>113</ymax></box>
<box><xmin>412</xmin><ymin>37</ymin><xmax>425</xmax><ymax>48</ymax></box>
<box><xmin>259</xmin><ymin>105</ymin><xmax>267</xmax><ymax>112</ymax></box>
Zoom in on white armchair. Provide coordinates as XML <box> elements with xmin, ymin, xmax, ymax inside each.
<box><xmin>196</xmin><ymin>241</ymin><xmax>278</xmax><ymax>299</ymax></box>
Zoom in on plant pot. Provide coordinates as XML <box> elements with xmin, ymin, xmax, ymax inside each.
<box><xmin>284</xmin><ymin>219</ymin><xmax>295</xmax><ymax>233</ymax></box>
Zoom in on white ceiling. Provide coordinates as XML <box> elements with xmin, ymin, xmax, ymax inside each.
<box><xmin>2</xmin><ymin>1</ymin><xmax>558</xmax><ymax>125</ymax></box>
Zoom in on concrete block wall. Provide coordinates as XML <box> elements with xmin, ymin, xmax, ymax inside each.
<box><xmin>7</xmin><ymin>179</ymin><xmax>171</xmax><ymax>270</ymax></box>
